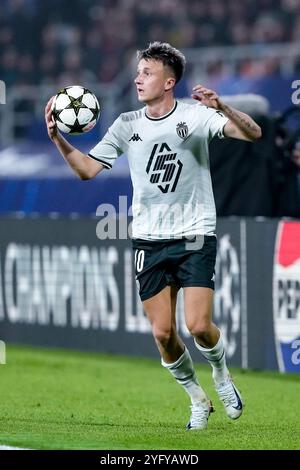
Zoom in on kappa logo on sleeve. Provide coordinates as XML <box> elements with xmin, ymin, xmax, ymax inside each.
<box><xmin>129</xmin><ymin>133</ymin><xmax>142</xmax><ymax>142</ymax></box>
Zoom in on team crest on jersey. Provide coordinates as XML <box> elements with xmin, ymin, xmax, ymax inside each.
<box><xmin>176</xmin><ymin>122</ymin><xmax>188</xmax><ymax>140</ymax></box>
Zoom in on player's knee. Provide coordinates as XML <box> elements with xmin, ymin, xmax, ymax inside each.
<box><xmin>186</xmin><ymin>319</ymin><xmax>211</xmax><ymax>339</ymax></box>
<box><xmin>152</xmin><ymin>326</ymin><xmax>174</xmax><ymax>348</ymax></box>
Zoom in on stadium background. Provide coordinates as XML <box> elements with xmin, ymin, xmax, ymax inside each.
<box><xmin>0</xmin><ymin>0</ymin><xmax>300</xmax><ymax>452</ymax></box>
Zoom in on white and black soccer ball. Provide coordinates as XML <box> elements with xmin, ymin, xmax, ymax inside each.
<box><xmin>51</xmin><ymin>86</ymin><xmax>100</xmax><ymax>134</ymax></box>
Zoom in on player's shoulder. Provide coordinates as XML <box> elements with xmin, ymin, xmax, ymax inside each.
<box><xmin>119</xmin><ymin>108</ymin><xmax>145</xmax><ymax>123</ymax></box>
<box><xmin>176</xmin><ymin>100</ymin><xmax>211</xmax><ymax>122</ymax></box>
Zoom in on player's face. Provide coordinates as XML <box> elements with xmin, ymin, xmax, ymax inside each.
<box><xmin>135</xmin><ymin>59</ymin><xmax>172</xmax><ymax>103</ymax></box>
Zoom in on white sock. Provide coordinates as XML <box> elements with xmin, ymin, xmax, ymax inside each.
<box><xmin>161</xmin><ymin>347</ymin><xmax>208</xmax><ymax>404</ymax></box>
<box><xmin>194</xmin><ymin>333</ymin><xmax>229</xmax><ymax>385</ymax></box>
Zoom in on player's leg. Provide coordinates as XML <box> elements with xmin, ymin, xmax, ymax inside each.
<box><xmin>143</xmin><ymin>284</ymin><xmax>183</xmax><ymax>362</ymax></box>
<box><xmin>184</xmin><ymin>286</ymin><xmax>243</xmax><ymax>420</ymax></box>
<box><xmin>184</xmin><ymin>286</ymin><xmax>229</xmax><ymax>380</ymax></box>
<box><xmin>143</xmin><ymin>285</ymin><xmax>212</xmax><ymax>430</ymax></box>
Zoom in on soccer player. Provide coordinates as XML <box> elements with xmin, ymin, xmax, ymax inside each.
<box><xmin>45</xmin><ymin>42</ymin><xmax>261</xmax><ymax>430</ymax></box>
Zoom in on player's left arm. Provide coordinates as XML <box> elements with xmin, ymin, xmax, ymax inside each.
<box><xmin>192</xmin><ymin>84</ymin><xmax>262</xmax><ymax>142</ymax></box>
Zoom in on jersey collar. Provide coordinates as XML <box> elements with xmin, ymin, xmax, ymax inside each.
<box><xmin>145</xmin><ymin>100</ymin><xmax>178</xmax><ymax>121</ymax></box>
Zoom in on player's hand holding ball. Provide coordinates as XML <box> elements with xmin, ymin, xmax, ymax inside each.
<box><xmin>45</xmin><ymin>86</ymin><xmax>100</xmax><ymax>140</ymax></box>
<box><xmin>45</xmin><ymin>96</ymin><xmax>57</xmax><ymax>141</ymax></box>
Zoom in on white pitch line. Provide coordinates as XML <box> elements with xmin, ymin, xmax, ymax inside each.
<box><xmin>0</xmin><ymin>445</ymin><xmax>30</xmax><ymax>450</ymax></box>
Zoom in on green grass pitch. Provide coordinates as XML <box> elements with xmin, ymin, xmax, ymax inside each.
<box><xmin>0</xmin><ymin>344</ymin><xmax>299</xmax><ymax>450</ymax></box>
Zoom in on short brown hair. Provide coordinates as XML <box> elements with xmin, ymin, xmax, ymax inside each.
<box><xmin>137</xmin><ymin>41</ymin><xmax>186</xmax><ymax>83</ymax></box>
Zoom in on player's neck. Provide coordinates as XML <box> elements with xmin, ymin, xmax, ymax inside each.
<box><xmin>145</xmin><ymin>96</ymin><xmax>176</xmax><ymax>119</ymax></box>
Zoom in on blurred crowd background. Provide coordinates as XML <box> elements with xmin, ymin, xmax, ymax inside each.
<box><xmin>1</xmin><ymin>0</ymin><xmax>300</xmax><ymax>88</ymax></box>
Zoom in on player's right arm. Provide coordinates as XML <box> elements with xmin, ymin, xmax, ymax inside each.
<box><xmin>45</xmin><ymin>97</ymin><xmax>104</xmax><ymax>180</ymax></box>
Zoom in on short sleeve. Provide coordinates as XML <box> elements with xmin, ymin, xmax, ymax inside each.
<box><xmin>197</xmin><ymin>106</ymin><xmax>229</xmax><ymax>142</ymax></box>
<box><xmin>88</xmin><ymin>116</ymin><xmax>124</xmax><ymax>169</ymax></box>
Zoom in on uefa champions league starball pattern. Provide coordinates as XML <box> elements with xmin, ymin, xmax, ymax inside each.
<box><xmin>51</xmin><ymin>86</ymin><xmax>100</xmax><ymax>134</ymax></box>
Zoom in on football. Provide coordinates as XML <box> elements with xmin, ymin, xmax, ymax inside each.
<box><xmin>51</xmin><ymin>86</ymin><xmax>100</xmax><ymax>134</ymax></box>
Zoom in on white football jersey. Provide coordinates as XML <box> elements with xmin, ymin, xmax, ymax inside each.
<box><xmin>89</xmin><ymin>100</ymin><xmax>228</xmax><ymax>239</ymax></box>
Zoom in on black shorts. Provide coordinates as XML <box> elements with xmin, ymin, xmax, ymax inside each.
<box><xmin>132</xmin><ymin>235</ymin><xmax>217</xmax><ymax>301</ymax></box>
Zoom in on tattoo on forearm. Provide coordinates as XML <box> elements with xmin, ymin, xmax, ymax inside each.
<box><xmin>221</xmin><ymin>104</ymin><xmax>259</xmax><ymax>136</ymax></box>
